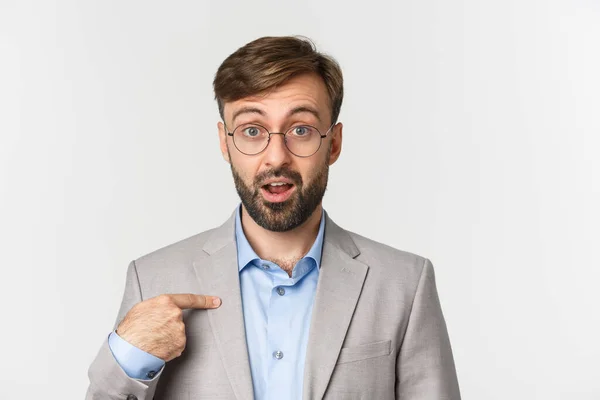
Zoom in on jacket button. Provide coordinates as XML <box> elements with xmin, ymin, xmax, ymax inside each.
<box><xmin>126</xmin><ymin>395</ymin><xmax>138</xmax><ymax>400</ymax></box>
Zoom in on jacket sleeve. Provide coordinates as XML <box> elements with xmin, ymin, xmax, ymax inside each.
<box><xmin>395</xmin><ymin>258</ymin><xmax>461</xmax><ymax>400</ymax></box>
<box><xmin>85</xmin><ymin>260</ymin><xmax>164</xmax><ymax>400</ymax></box>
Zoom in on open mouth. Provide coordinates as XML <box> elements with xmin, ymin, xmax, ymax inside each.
<box><xmin>260</xmin><ymin>182</ymin><xmax>295</xmax><ymax>203</ymax></box>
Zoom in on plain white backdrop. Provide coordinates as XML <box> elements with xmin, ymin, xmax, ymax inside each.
<box><xmin>1</xmin><ymin>0</ymin><xmax>599</xmax><ymax>398</ymax></box>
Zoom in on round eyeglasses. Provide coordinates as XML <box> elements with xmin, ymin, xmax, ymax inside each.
<box><xmin>225</xmin><ymin>123</ymin><xmax>334</xmax><ymax>157</ymax></box>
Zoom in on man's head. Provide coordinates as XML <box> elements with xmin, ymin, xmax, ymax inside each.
<box><xmin>213</xmin><ymin>36</ymin><xmax>344</xmax><ymax>232</ymax></box>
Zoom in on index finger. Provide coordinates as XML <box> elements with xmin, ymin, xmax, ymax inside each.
<box><xmin>167</xmin><ymin>293</ymin><xmax>221</xmax><ymax>310</ymax></box>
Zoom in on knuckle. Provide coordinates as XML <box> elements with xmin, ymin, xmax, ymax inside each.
<box><xmin>171</xmin><ymin>308</ymin><xmax>183</xmax><ymax>318</ymax></box>
<box><xmin>156</xmin><ymin>294</ymin><xmax>172</xmax><ymax>305</ymax></box>
<box><xmin>176</xmin><ymin>336</ymin><xmax>186</xmax><ymax>350</ymax></box>
<box><xmin>177</xmin><ymin>328</ymin><xmax>187</xmax><ymax>341</ymax></box>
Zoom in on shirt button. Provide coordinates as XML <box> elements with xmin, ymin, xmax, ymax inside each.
<box><xmin>262</xmin><ymin>263</ymin><xmax>270</xmax><ymax>269</ymax></box>
<box><xmin>276</xmin><ymin>287</ymin><xmax>286</xmax><ymax>296</ymax></box>
<box><xmin>146</xmin><ymin>370</ymin><xmax>156</xmax><ymax>379</ymax></box>
<box><xmin>273</xmin><ymin>350</ymin><xmax>284</xmax><ymax>360</ymax></box>
<box><xmin>126</xmin><ymin>395</ymin><xmax>138</xmax><ymax>400</ymax></box>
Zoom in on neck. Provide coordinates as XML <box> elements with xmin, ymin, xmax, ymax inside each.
<box><xmin>240</xmin><ymin>204</ymin><xmax>323</xmax><ymax>266</ymax></box>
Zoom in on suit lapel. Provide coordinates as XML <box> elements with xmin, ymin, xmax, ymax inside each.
<box><xmin>302</xmin><ymin>214</ymin><xmax>369</xmax><ymax>400</ymax></box>
<box><xmin>192</xmin><ymin>213</ymin><xmax>254</xmax><ymax>400</ymax></box>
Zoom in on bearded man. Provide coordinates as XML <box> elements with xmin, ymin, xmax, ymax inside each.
<box><xmin>86</xmin><ymin>35</ymin><xmax>461</xmax><ymax>400</ymax></box>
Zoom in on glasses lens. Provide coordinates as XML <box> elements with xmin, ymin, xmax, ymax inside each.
<box><xmin>233</xmin><ymin>124</ymin><xmax>269</xmax><ymax>155</ymax></box>
<box><xmin>285</xmin><ymin>125</ymin><xmax>322</xmax><ymax>157</ymax></box>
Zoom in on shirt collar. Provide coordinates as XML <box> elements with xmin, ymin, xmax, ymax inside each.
<box><xmin>234</xmin><ymin>203</ymin><xmax>326</xmax><ymax>273</ymax></box>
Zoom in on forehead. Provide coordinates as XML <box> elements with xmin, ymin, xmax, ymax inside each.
<box><xmin>223</xmin><ymin>73</ymin><xmax>332</xmax><ymax>124</ymax></box>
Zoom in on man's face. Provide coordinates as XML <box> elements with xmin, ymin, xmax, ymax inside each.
<box><xmin>218</xmin><ymin>73</ymin><xmax>343</xmax><ymax>232</ymax></box>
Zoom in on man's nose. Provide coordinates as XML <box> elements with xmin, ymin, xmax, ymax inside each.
<box><xmin>262</xmin><ymin>133</ymin><xmax>292</xmax><ymax>167</ymax></box>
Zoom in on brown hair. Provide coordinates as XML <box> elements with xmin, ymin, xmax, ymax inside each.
<box><xmin>213</xmin><ymin>36</ymin><xmax>344</xmax><ymax>125</ymax></box>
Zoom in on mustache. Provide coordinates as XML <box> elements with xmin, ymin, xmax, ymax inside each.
<box><xmin>254</xmin><ymin>168</ymin><xmax>302</xmax><ymax>186</ymax></box>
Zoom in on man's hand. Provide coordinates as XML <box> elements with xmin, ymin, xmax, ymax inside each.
<box><xmin>116</xmin><ymin>293</ymin><xmax>222</xmax><ymax>362</ymax></box>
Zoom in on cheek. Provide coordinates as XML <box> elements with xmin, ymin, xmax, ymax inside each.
<box><xmin>231</xmin><ymin>156</ymin><xmax>260</xmax><ymax>183</ymax></box>
<box><xmin>300</xmin><ymin>159</ymin><xmax>327</xmax><ymax>185</ymax></box>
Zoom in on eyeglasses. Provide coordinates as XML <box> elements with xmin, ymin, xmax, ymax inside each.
<box><xmin>225</xmin><ymin>122</ymin><xmax>334</xmax><ymax>157</ymax></box>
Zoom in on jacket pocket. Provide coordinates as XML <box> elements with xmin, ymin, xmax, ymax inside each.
<box><xmin>336</xmin><ymin>340</ymin><xmax>391</xmax><ymax>365</ymax></box>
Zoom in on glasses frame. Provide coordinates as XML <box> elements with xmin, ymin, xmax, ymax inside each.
<box><xmin>225</xmin><ymin>122</ymin><xmax>335</xmax><ymax>158</ymax></box>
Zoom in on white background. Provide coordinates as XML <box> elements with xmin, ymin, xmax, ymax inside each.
<box><xmin>1</xmin><ymin>0</ymin><xmax>599</xmax><ymax>399</ymax></box>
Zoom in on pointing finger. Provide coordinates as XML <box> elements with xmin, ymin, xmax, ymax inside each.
<box><xmin>168</xmin><ymin>294</ymin><xmax>221</xmax><ymax>310</ymax></box>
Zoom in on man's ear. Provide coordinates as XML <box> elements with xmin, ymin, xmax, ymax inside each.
<box><xmin>218</xmin><ymin>121</ymin><xmax>231</xmax><ymax>163</ymax></box>
<box><xmin>328</xmin><ymin>122</ymin><xmax>343</xmax><ymax>165</ymax></box>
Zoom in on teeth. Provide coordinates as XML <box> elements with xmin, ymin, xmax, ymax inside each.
<box><xmin>269</xmin><ymin>182</ymin><xmax>288</xmax><ymax>186</ymax></box>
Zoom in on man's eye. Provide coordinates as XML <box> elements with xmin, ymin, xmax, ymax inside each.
<box><xmin>243</xmin><ymin>127</ymin><xmax>261</xmax><ymax>137</ymax></box>
<box><xmin>292</xmin><ymin>126</ymin><xmax>313</xmax><ymax>136</ymax></box>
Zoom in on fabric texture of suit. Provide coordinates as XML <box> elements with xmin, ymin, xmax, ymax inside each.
<box><xmin>86</xmin><ymin>210</ymin><xmax>461</xmax><ymax>399</ymax></box>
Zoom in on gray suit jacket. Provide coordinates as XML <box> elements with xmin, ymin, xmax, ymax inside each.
<box><xmin>86</xmin><ymin>210</ymin><xmax>460</xmax><ymax>400</ymax></box>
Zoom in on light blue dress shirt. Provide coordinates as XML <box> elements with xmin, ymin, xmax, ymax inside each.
<box><xmin>108</xmin><ymin>204</ymin><xmax>325</xmax><ymax>400</ymax></box>
<box><xmin>236</xmin><ymin>206</ymin><xmax>324</xmax><ymax>400</ymax></box>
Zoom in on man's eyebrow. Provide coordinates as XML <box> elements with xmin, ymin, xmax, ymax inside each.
<box><xmin>230</xmin><ymin>105</ymin><xmax>322</xmax><ymax>126</ymax></box>
<box><xmin>231</xmin><ymin>107</ymin><xmax>265</xmax><ymax>125</ymax></box>
<box><xmin>288</xmin><ymin>106</ymin><xmax>321</xmax><ymax>122</ymax></box>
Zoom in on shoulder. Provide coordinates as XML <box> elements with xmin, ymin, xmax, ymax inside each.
<box><xmin>132</xmin><ymin>209</ymin><xmax>236</xmax><ymax>268</ymax></box>
<box><xmin>338</xmin><ymin>226</ymin><xmax>431</xmax><ymax>286</ymax></box>
<box><xmin>349</xmin><ymin>230</ymin><xmax>426</xmax><ymax>267</ymax></box>
<box><xmin>330</xmin><ymin>223</ymin><xmax>439</xmax><ymax>309</ymax></box>
<box><xmin>122</xmin><ymin>223</ymin><xmax>229</xmax><ymax>297</ymax></box>
<box><xmin>129</xmin><ymin>217</ymin><xmax>230</xmax><ymax>277</ymax></box>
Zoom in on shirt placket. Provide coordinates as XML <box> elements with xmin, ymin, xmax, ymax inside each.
<box><xmin>265</xmin><ymin>266</ymin><xmax>295</xmax><ymax>400</ymax></box>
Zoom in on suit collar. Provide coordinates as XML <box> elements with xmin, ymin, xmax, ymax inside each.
<box><xmin>201</xmin><ymin>208</ymin><xmax>237</xmax><ymax>255</ymax></box>
<box><xmin>202</xmin><ymin>207</ymin><xmax>360</xmax><ymax>259</ymax></box>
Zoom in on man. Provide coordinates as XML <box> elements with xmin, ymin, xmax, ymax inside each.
<box><xmin>86</xmin><ymin>36</ymin><xmax>461</xmax><ymax>400</ymax></box>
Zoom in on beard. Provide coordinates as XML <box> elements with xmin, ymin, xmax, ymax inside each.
<box><xmin>230</xmin><ymin>148</ymin><xmax>330</xmax><ymax>232</ymax></box>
